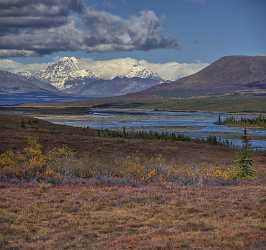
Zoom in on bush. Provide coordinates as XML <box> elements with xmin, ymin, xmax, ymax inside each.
<box><xmin>0</xmin><ymin>137</ymin><xmax>78</xmax><ymax>181</ymax></box>
<box><xmin>112</xmin><ymin>156</ymin><xmax>176</xmax><ymax>183</ymax></box>
<box><xmin>0</xmin><ymin>151</ymin><xmax>22</xmax><ymax>178</ymax></box>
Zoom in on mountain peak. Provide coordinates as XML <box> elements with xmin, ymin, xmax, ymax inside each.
<box><xmin>125</xmin><ymin>63</ymin><xmax>159</xmax><ymax>79</ymax></box>
<box><xmin>37</xmin><ymin>57</ymin><xmax>85</xmax><ymax>89</ymax></box>
<box><xmin>58</xmin><ymin>56</ymin><xmax>80</xmax><ymax>64</ymax></box>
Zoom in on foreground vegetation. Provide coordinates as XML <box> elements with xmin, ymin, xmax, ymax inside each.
<box><xmin>1</xmin><ymin>184</ymin><xmax>266</xmax><ymax>250</ymax></box>
<box><xmin>0</xmin><ymin>114</ymin><xmax>265</xmax><ymax>249</ymax></box>
<box><xmin>0</xmin><ymin>136</ymin><xmax>256</xmax><ymax>184</ymax></box>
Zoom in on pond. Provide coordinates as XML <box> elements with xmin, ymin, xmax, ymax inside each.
<box><xmin>37</xmin><ymin>109</ymin><xmax>266</xmax><ymax>151</ymax></box>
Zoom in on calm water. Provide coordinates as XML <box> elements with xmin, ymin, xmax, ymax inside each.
<box><xmin>37</xmin><ymin>109</ymin><xmax>266</xmax><ymax>151</ymax></box>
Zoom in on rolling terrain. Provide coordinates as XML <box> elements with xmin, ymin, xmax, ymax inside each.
<box><xmin>138</xmin><ymin>56</ymin><xmax>266</xmax><ymax>97</ymax></box>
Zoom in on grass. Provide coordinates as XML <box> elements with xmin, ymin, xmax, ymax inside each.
<box><xmin>0</xmin><ymin>184</ymin><xmax>265</xmax><ymax>249</ymax></box>
<box><xmin>133</xmin><ymin>94</ymin><xmax>266</xmax><ymax>113</ymax></box>
<box><xmin>1</xmin><ymin>93</ymin><xmax>266</xmax><ymax>113</ymax></box>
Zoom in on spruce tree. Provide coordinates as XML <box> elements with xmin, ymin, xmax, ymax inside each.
<box><xmin>235</xmin><ymin>128</ymin><xmax>255</xmax><ymax>178</ymax></box>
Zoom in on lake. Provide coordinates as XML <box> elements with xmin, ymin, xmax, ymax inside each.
<box><xmin>37</xmin><ymin>109</ymin><xmax>266</xmax><ymax>151</ymax></box>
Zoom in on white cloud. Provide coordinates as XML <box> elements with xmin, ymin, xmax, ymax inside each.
<box><xmin>0</xmin><ymin>59</ymin><xmax>47</xmax><ymax>73</ymax></box>
<box><xmin>139</xmin><ymin>60</ymin><xmax>207</xmax><ymax>81</ymax></box>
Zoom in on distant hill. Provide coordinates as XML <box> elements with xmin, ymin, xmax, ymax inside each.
<box><xmin>138</xmin><ymin>56</ymin><xmax>266</xmax><ymax>97</ymax></box>
<box><xmin>0</xmin><ymin>70</ymin><xmax>57</xmax><ymax>94</ymax></box>
<box><xmin>64</xmin><ymin>77</ymin><xmax>159</xmax><ymax>97</ymax></box>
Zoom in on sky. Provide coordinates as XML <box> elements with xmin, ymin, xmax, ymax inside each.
<box><xmin>0</xmin><ymin>0</ymin><xmax>265</xmax><ymax>64</ymax></box>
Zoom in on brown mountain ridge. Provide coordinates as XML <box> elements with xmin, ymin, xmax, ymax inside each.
<box><xmin>138</xmin><ymin>55</ymin><xmax>266</xmax><ymax>97</ymax></box>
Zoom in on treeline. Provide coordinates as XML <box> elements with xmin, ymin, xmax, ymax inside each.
<box><xmin>97</xmin><ymin>128</ymin><xmax>235</xmax><ymax>148</ymax></box>
<box><xmin>222</xmin><ymin>114</ymin><xmax>266</xmax><ymax>128</ymax></box>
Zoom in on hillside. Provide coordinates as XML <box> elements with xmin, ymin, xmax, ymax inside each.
<box><xmin>0</xmin><ymin>70</ymin><xmax>57</xmax><ymax>94</ymax></box>
<box><xmin>139</xmin><ymin>56</ymin><xmax>266</xmax><ymax>97</ymax></box>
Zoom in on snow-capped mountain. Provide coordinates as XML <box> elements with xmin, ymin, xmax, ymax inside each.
<box><xmin>125</xmin><ymin>63</ymin><xmax>159</xmax><ymax>79</ymax></box>
<box><xmin>36</xmin><ymin>57</ymin><xmax>161</xmax><ymax>90</ymax></box>
<box><xmin>0</xmin><ymin>57</ymin><xmax>207</xmax><ymax>97</ymax></box>
<box><xmin>37</xmin><ymin>57</ymin><xmax>97</xmax><ymax>89</ymax></box>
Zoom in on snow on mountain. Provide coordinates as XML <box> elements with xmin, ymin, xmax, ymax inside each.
<box><xmin>37</xmin><ymin>57</ymin><xmax>97</xmax><ymax>89</ymax></box>
<box><xmin>87</xmin><ymin>58</ymin><xmax>161</xmax><ymax>81</ymax></box>
<box><xmin>0</xmin><ymin>57</ymin><xmax>208</xmax><ymax>97</ymax></box>
<box><xmin>36</xmin><ymin>57</ymin><xmax>161</xmax><ymax>89</ymax></box>
<box><xmin>125</xmin><ymin>63</ymin><xmax>160</xmax><ymax>79</ymax></box>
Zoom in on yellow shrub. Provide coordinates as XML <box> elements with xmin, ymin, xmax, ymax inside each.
<box><xmin>114</xmin><ymin>156</ymin><xmax>174</xmax><ymax>183</ymax></box>
<box><xmin>201</xmin><ymin>165</ymin><xmax>238</xmax><ymax>180</ymax></box>
<box><xmin>0</xmin><ymin>137</ymin><xmax>79</xmax><ymax>180</ymax></box>
<box><xmin>0</xmin><ymin>151</ymin><xmax>21</xmax><ymax>177</ymax></box>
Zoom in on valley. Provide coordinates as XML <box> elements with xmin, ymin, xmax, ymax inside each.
<box><xmin>0</xmin><ymin>41</ymin><xmax>266</xmax><ymax>250</ymax></box>
<box><xmin>1</xmin><ymin>1</ymin><xmax>265</xmax><ymax>249</ymax></box>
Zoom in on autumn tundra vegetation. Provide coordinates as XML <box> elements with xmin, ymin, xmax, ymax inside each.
<box><xmin>0</xmin><ymin>115</ymin><xmax>265</xmax><ymax>249</ymax></box>
<box><xmin>0</xmin><ymin>118</ymin><xmax>256</xmax><ymax>183</ymax></box>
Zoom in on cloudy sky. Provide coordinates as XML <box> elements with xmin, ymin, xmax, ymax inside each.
<box><xmin>0</xmin><ymin>0</ymin><xmax>265</xmax><ymax>64</ymax></box>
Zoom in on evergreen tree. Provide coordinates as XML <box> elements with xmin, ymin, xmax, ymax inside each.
<box><xmin>234</xmin><ymin>128</ymin><xmax>255</xmax><ymax>178</ymax></box>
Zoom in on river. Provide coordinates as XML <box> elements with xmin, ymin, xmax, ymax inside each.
<box><xmin>37</xmin><ymin>109</ymin><xmax>266</xmax><ymax>151</ymax></box>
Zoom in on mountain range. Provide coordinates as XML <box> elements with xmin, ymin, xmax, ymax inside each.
<box><xmin>0</xmin><ymin>56</ymin><xmax>265</xmax><ymax>103</ymax></box>
<box><xmin>0</xmin><ymin>57</ymin><xmax>207</xmax><ymax>98</ymax></box>
<box><xmin>35</xmin><ymin>57</ymin><xmax>161</xmax><ymax>96</ymax></box>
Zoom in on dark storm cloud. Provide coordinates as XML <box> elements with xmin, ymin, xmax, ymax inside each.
<box><xmin>0</xmin><ymin>0</ymin><xmax>82</xmax><ymax>30</ymax></box>
<box><xmin>0</xmin><ymin>0</ymin><xmax>83</xmax><ymax>16</ymax></box>
<box><xmin>0</xmin><ymin>0</ymin><xmax>178</xmax><ymax>57</ymax></box>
